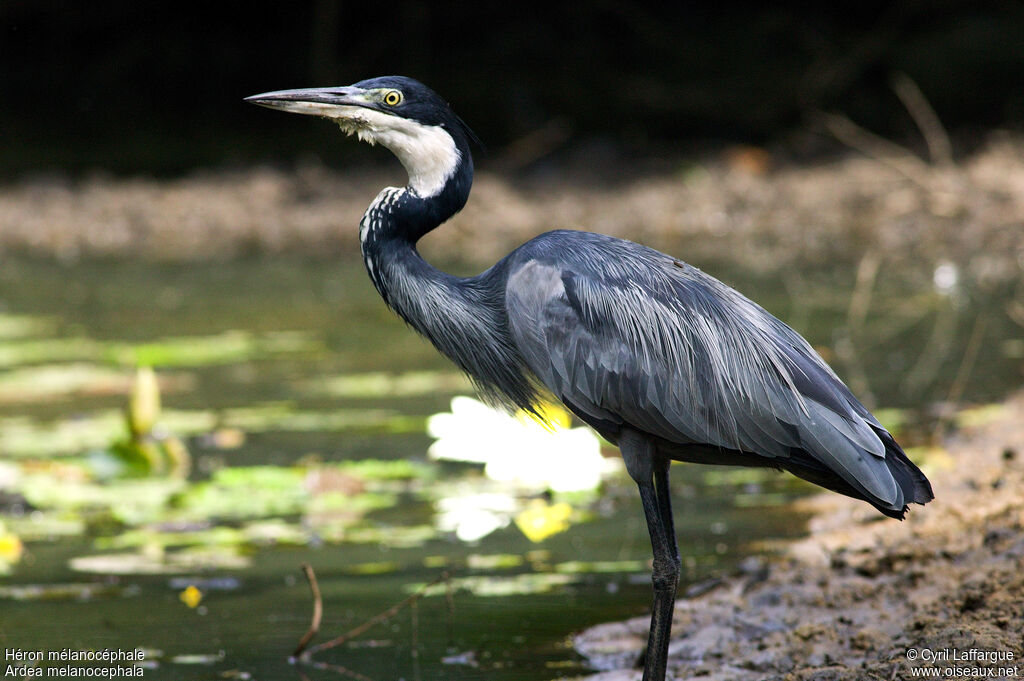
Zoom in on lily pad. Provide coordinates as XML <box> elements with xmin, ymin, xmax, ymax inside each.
<box><xmin>306</xmin><ymin>490</ymin><xmax>396</xmax><ymax>514</ymax></box>
<box><xmin>4</xmin><ymin>512</ymin><xmax>86</xmax><ymax>541</ymax></box>
<box><xmin>344</xmin><ymin>561</ymin><xmax>400</xmax><ymax>575</ymax></box>
<box><xmin>0</xmin><ymin>313</ymin><xmax>56</xmax><ymax>340</ymax></box>
<box><xmin>0</xmin><ymin>363</ymin><xmax>132</xmax><ymax>403</ymax></box>
<box><xmin>332</xmin><ymin>524</ymin><xmax>439</xmax><ymax>547</ymax></box>
<box><xmin>107</xmin><ymin>330</ymin><xmax>318</xmax><ymax>368</ymax></box>
<box><xmin>169</xmin><ymin>652</ymin><xmax>225</xmax><ymax>665</ymax></box>
<box><xmin>18</xmin><ymin>474</ymin><xmax>185</xmax><ymax>525</ymax></box>
<box><xmin>429</xmin><ymin>572</ymin><xmax>574</xmax><ymax>597</ymax></box>
<box><xmin>220</xmin><ymin>403</ymin><xmax>418</xmax><ymax>434</ymax></box>
<box><xmin>171</xmin><ymin>463</ymin><xmax>412</xmax><ymax>524</ymax></box>
<box><xmin>70</xmin><ymin>546</ymin><xmax>251</xmax><ymax>575</ymax></box>
<box><xmin>240</xmin><ymin>520</ymin><xmax>310</xmax><ymax>545</ymax></box>
<box><xmin>0</xmin><ymin>412</ymin><xmax>124</xmax><ymax>458</ymax></box>
<box><xmin>0</xmin><ymin>328</ymin><xmax>317</xmax><ymax>370</ymax></box>
<box><xmin>0</xmin><ymin>337</ymin><xmax>105</xmax><ymax>368</ymax></box>
<box><xmin>553</xmin><ymin>560</ymin><xmax>646</xmax><ymax>574</ymax></box>
<box><xmin>334</xmin><ymin>458</ymin><xmax>432</xmax><ymax>481</ymax></box>
<box><xmin>310</xmin><ymin>371</ymin><xmax>471</xmax><ymax>398</ymax></box>
<box><xmin>95</xmin><ymin>526</ymin><xmax>245</xmax><ymax>551</ymax></box>
<box><xmin>0</xmin><ymin>409</ymin><xmax>214</xmax><ymax>459</ymax></box>
<box><xmin>172</xmin><ymin>466</ymin><xmax>307</xmax><ymax>521</ymax></box>
<box><xmin>0</xmin><ymin>582</ymin><xmax>140</xmax><ymax>601</ymax></box>
<box><xmin>466</xmin><ymin>553</ymin><xmax>524</xmax><ymax>570</ymax></box>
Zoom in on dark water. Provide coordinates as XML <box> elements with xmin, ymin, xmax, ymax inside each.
<box><xmin>0</xmin><ymin>256</ymin><xmax>1018</xmax><ymax>681</ymax></box>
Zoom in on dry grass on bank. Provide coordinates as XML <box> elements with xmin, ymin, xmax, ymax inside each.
<box><xmin>0</xmin><ymin>134</ymin><xmax>1021</xmax><ymax>289</ymax></box>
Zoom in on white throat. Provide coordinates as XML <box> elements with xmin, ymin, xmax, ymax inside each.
<box><xmin>332</xmin><ymin>106</ymin><xmax>461</xmax><ymax>198</ymax></box>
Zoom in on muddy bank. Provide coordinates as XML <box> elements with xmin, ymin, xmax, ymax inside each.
<box><xmin>572</xmin><ymin>395</ymin><xmax>1024</xmax><ymax>680</ymax></box>
<box><xmin>1</xmin><ymin>135</ymin><xmax>1022</xmax><ymax>285</ymax></box>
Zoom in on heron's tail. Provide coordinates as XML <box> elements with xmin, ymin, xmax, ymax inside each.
<box><xmin>782</xmin><ymin>427</ymin><xmax>933</xmax><ymax>520</ymax></box>
<box><xmin>872</xmin><ymin>427</ymin><xmax>934</xmax><ymax>519</ymax></box>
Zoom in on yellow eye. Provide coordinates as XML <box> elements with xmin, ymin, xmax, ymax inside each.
<box><xmin>383</xmin><ymin>90</ymin><xmax>403</xmax><ymax>106</ymax></box>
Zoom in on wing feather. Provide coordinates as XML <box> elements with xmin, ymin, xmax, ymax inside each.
<box><xmin>504</xmin><ymin>235</ymin><xmax>900</xmax><ymax>508</ymax></box>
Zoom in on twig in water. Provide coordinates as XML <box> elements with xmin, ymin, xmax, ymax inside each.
<box><xmin>306</xmin><ymin>572</ymin><xmax>450</xmax><ymax>658</ymax></box>
<box><xmin>291</xmin><ymin>564</ymin><xmax>451</xmax><ymax>667</ymax></box>
<box><xmin>410</xmin><ymin>597</ymin><xmax>421</xmax><ymax>681</ymax></box>
<box><xmin>292</xmin><ymin>563</ymin><xmax>323</xmax><ymax>661</ymax></box>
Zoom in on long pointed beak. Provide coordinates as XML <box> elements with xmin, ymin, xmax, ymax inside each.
<box><xmin>244</xmin><ymin>86</ymin><xmax>373</xmax><ymax>117</ymax></box>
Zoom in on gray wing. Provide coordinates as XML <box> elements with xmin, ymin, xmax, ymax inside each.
<box><xmin>505</xmin><ymin>242</ymin><xmax>902</xmax><ymax>510</ymax></box>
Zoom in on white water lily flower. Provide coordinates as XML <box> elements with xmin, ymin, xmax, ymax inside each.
<box><xmin>427</xmin><ymin>396</ymin><xmax>615</xmax><ymax>493</ymax></box>
<box><xmin>434</xmin><ymin>492</ymin><xmax>518</xmax><ymax>542</ymax></box>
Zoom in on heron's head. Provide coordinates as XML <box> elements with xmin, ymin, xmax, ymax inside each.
<box><xmin>246</xmin><ymin>76</ymin><xmax>475</xmax><ymax>197</ymax></box>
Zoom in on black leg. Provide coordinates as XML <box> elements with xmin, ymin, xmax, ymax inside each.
<box><xmin>620</xmin><ymin>429</ymin><xmax>680</xmax><ymax>681</ymax></box>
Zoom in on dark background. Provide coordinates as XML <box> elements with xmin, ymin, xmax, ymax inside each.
<box><xmin>2</xmin><ymin>0</ymin><xmax>1022</xmax><ymax>176</ymax></box>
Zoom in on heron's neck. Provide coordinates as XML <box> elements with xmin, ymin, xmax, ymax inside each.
<box><xmin>358</xmin><ymin>144</ymin><xmax>472</xmax><ymax>296</ymax></box>
<box><xmin>357</xmin><ymin>159</ymin><xmax>539</xmax><ymax>413</ymax></box>
<box><xmin>359</xmin><ymin>190</ymin><xmax>472</xmax><ymax>329</ymax></box>
<box><xmin>360</xmin><ymin>142</ymin><xmax>473</xmax><ymax>247</ymax></box>
<box><xmin>357</xmin><ymin>147</ymin><xmax>476</xmax><ymax>342</ymax></box>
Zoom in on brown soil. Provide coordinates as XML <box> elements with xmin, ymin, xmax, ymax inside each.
<box><xmin>572</xmin><ymin>395</ymin><xmax>1024</xmax><ymax>680</ymax></box>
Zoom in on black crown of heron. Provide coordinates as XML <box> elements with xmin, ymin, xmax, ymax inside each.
<box><xmin>247</xmin><ymin>76</ymin><xmax>933</xmax><ymax>681</ymax></box>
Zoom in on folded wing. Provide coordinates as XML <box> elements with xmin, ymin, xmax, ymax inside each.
<box><xmin>505</xmin><ymin>234</ymin><xmax>931</xmax><ymax>515</ymax></box>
